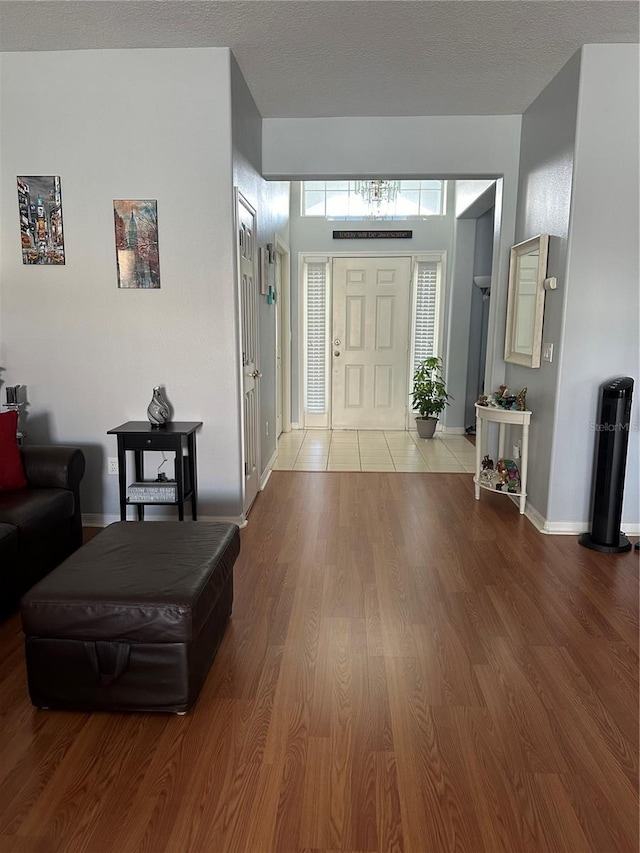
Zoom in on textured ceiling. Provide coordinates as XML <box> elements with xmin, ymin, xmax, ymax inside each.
<box><xmin>0</xmin><ymin>1</ymin><xmax>638</xmax><ymax>117</ymax></box>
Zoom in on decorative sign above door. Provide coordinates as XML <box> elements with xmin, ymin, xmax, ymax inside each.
<box><xmin>332</xmin><ymin>230</ymin><xmax>413</xmax><ymax>240</ymax></box>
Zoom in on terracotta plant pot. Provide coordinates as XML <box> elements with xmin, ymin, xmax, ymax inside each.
<box><xmin>415</xmin><ymin>417</ymin><xmax>438</xmax><ymax>439</ymax></box>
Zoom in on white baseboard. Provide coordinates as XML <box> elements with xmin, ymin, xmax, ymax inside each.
<box><xmin>521</xmin><ymin>502</ymin><xmax>547</xmax><ymax>533</ymax></box>
<box><xmin>520</xmin><ymin>504</ymin><xmax>640</xmax><ymax>537</ymax></box>
<box><xmin>440</xmin><ymin>426</ymin><xmax>467</xmax><ymax>435</ymax></box>
<box><xmin>291</xmin><ymin>422</ymin><xmax>301</xmax><ymax>430</ymax></box>
<box><xmin>260</xmin><ymin>449</ymin><xmax>277</xmax><ymax>490</ymax></box>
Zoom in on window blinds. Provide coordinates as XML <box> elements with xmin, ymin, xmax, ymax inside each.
<box><xmin>413</xmin><ymin>261</ymin><xmax>439</xmax><ymax>370</ymax></box>
<box><xmin>305</xmin><ymin>262</ymin><xmax>327</xmax><ymax>414</ymax></box>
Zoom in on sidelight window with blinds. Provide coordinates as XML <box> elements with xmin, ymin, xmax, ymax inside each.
<box><xmin>413</xmin><ymin>259</ymin><xmax>441</xmax><ymax>371</ymax></box>
<box><xmin>302</xmin><ymin>254</ymin><xmax>443</xmax><ymax>426</ymax></box>
<box><xmin>303</xmin><ymin>257</ymin><xmax>331</xmax><ymax>427</ymax></box>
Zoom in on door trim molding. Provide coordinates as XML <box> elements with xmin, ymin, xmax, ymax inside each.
<box><xmin>234</xmin><ymin>188</ymin><xmax>260</xmax><ymax>515</ymax></box>
<box><xmin>275</xmin><ymin>234</ymin><xmax>292</xmax><ymax>434</ymax></box>
<box><xmin>298</xmin><ymin>250</ymin><xmax>446</xmax><ymax>430</ymax></box>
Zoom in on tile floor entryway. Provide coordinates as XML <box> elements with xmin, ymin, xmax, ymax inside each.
<box><xmin>273</xmin><ymin>430</ymin><xmax>476</xmax><ymax>473</ymax></box>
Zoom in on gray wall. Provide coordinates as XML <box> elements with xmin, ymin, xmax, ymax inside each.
<box><xmin>231</xmin><ymin>55</ymin><xmax>290</xmax><ymax>475</ymax></box>
<box><xmin>507</xmin><ymin>44</ymin><xmax>639</xmax><ymax>528</ymax></box>
<box><xmin>505</xmin><ymin>50</ymin><xmax>581</xmax><ymax>520</ymax></box>
<box><xmin>263</xmin><ymin>115</ymin><xmax>522</xmax><ymax>408</ymax></box>
<box><xmin>445</xmin><ymin>217</ymin><xmax>475</xmax><ymax>430</ymax></box>
<box><xmin>0</xmin><ymin>48</ymin><xmax>244</xmax><ymax>520</ymax></box>
<box><xmin>550</xmin><ymin>44</ymin><xmax>639</xmax><ymax>526</ymax></box>
<box><xmin>464</xmin><ymin>207</ymin><xmax>495</xmax><ymax>427</ymax></box>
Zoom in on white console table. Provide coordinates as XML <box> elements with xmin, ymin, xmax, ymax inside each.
<box><xmin>474</xmin><ymin>403</ymin><xmax>532</xmax><ymax>514</ymax></box>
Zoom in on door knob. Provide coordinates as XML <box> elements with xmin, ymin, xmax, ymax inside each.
<box><xmin>334</xmin><ymin>351</ymin><xmax>341</xmax><ymax>357</ymax></box>
<box><xmin>250</xmin><ymin>370</ymin><xmax>262</xmax><ymax>379</ymax></box>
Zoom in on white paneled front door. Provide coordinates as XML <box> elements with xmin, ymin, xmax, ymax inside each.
<box><xmin>236</xmin><ymin>191</ymin><xmax>260</xmax><ymax>514</ymax></box>
<box><xmin>331</xmin><ymin>256</ymin><xmax>412</xmax><ymax>429</ymax></box>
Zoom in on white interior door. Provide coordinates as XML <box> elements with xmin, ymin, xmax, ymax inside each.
<box><xmin>236</xmin><ymin>191</ymin><xmax>260</xmax><ymax>513</ymax></box>
<box><xmin>331</xmin><ymin>256</ymin><xmax>412</xmax><ymax>429</ymax></box>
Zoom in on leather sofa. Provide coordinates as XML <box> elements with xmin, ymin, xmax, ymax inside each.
<box><xmin>0</xmin><ymin>446</ymin><xmax>85</xmax><ymax>619</ymax></box>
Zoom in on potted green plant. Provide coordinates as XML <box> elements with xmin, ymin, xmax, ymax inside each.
<box><xmin>411</xmin><ymin>356</ymin><xmax>453</xmax><ymax>439</ymax></box>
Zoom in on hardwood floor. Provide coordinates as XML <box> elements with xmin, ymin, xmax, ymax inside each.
<box><xmin>0</xmin><ymin>472</ymin><xmax>637</xmax><ymax>852</ymax></box>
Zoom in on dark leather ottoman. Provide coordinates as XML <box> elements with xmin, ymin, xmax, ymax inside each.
<box><xmin>20</xmin><ymin>521</ymin><xmax>240</xmax><ymax>713</ymax></box>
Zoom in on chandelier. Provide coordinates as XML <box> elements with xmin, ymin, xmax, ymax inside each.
<box><xmin>355</xmin><ymin>179</ymin><xmax>400</xmax><ymax>215</ymax></box>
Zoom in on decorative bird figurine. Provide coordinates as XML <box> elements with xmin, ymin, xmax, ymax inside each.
<box><xmin>147</xmin><ymin>386</ymin><xmax>171</xmax><ymax>428</ymax></box>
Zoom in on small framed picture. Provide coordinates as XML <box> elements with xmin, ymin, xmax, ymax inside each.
<box><xmin>17</xmin><ymin>176</ymin><xmax>66</xmax><ymax>265</ymax></box>
<box><xmin>114</xmin><ymin>199</ymin><xmax>160</xmax><ymax>289</ymax></box>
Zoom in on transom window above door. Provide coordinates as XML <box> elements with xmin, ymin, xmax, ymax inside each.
<box><xmin>301</xmin><ymin>180</ymin><xmax>446</xmax><ymax>219</ymax></box>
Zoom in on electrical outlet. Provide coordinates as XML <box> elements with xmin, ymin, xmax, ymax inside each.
<box><xmin>107</xmin><ymin>457</ymin><xmax>119</xmax><ymax>476</ymax></box>
<box><xmin>542</xmin><ymin>342</ymin><xmax>554</xmax><ymax>363</ymax></box>
<box><xmin>512</xmin><ymin>444</ymin><xmax>520</xmax><ymax>460</ymax></box>
<box><xmin>266</xmin><ymin>421</ymin><xmax>269</xmax><ymax>436</ymax></box>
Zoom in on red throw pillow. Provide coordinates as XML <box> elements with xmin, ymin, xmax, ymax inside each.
<box><xmin>0</xmin><ymin>410</ymin><xmax>27</xmax><ymax>491</ymax></box>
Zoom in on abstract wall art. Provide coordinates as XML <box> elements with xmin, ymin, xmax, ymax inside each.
<box><xmin>114</xmin><ymin>199</ymin><xmax>160</xmax><ymax>289</ymax></box>
<box><xmin>17</xmin><ymin>176</ymin><xmax>65</xmax><ymax>265</ymax></box>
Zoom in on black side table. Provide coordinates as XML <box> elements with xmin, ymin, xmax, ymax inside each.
<box><xmin>108</xmin><ymin>421</ymin><xmax>202</xmax><ymax>521</ymax></box>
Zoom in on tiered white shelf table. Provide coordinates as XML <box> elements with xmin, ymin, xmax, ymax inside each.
<box><xmin>474</xmin><ymin>403</ymin><xmax>532</xmax><ymax>514</ymax></box>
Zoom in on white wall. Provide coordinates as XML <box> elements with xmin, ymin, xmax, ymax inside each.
<box><xmin>505</xmin><ymin>50</ymin><xmax>582</xmax><ymax>521</ymax></box>
<box><xmin>455</xmin><ymin>180</ymin><xmax>495</xmax><ymax>217</ymax></box>
<box><xmin>231</xmin><ymin>55</ymin><xmax>290</xmax><ymax>477</ymax></box>
<box><xmin>550</xmin><ymin>44</ymin><xmax>639</xmax><ymax>527</ymax></box>
<box><xmin>263</xmin><ymin>116</ymin><xmax>522</xmax><ymax>180</ymax></box>
<box><xmin>0</xmin><ymin>48</ymin><xmax>244</xmax><ymax>520</ymax></box>
<box><xmin>263</xmin><ymin>115</ymin><xmax>522</xmax><ymax>408</ymax></box>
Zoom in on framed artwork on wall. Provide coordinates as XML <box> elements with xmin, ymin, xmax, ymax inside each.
<box><xmin>114</xmin><ymin>199</ymin><xmax>160</xmax><ymax>289</ymax></box>
<box><xmin>17</xmin><ymin>176</ymin><xmax>65</xmax><ymax>265</ymax></box>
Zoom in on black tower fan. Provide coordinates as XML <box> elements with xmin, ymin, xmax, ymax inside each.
<box><xmin>579</xmin><ymin>377</ymin><xmax>634</xmax><ymax>553</ymax></box>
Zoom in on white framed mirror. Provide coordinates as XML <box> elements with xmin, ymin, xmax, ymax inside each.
<box><xmin>504</xmin><ymin>234</ymin><xmax>549</xmax><ymax>368</ymax></box>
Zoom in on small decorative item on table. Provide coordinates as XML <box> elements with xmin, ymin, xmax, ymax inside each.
<box><xmin>496</xmin><ymin>459</ymin><xmax>520</xmax><ymax>493</ymax></box>
<box><xmin>492</xmin><ymin>384</ymin><xmax>518</xmax><ymax>409</ymax></box>
<box><xmin>480</xmin><ymin>385</ymin><xmax>528</xmax><ymax>411</ymax></box>
<box><xmin>3</xmin><ymin>384</ymin><xmax>26</xmax><ymax>443</ymax></box>
<box><xmin>479</xmin><ymin>454</ymin><xmax>495</xmax><ymax>485</ymax></box>
<box><xmin>147</xmin><ymin>386</ymin><xmax>171</xmax><ymax>428</ymax></box>
<box><xmin>516</xmin><ymin>387</ymin><xmax>527</xmax><ymax>411</ymax></box>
